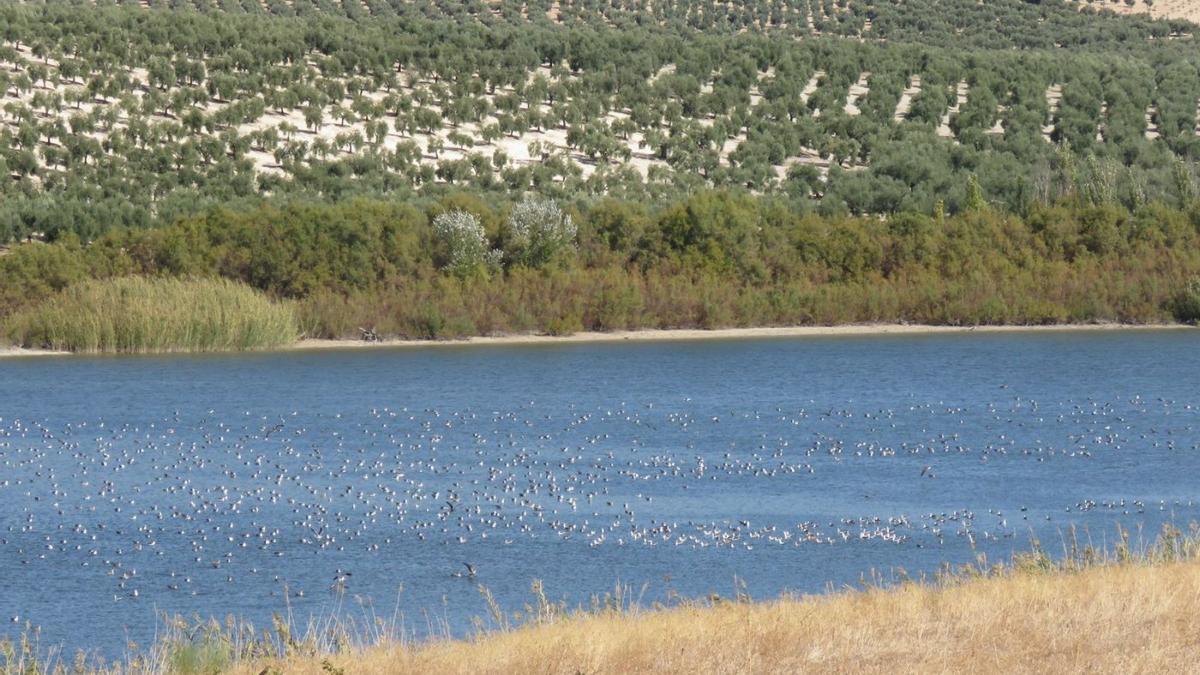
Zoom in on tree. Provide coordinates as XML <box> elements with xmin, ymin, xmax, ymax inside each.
<box><xmin>505</xmin><ymin>197</ymin><xmax>577</xmax><ymax>267</ymax></box>
<box><xmin>964</xmin><ymin>174</ymin><xmax>987</xmax><ymax>212</ymax></box>
<box><xmin>432</xmin><ymin>209</ymin><xmax>501</xmax><ymax>276</ymax></box>
<box><xmin>303</xmin><ymin>104</ymin><xmax>324</xmax><ymax>132</ymax></box>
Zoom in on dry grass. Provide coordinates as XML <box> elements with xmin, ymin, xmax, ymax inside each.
<box><xmin>7</xmin><ymin>527</ymin><xmax>1200</xmax><ymax>673</ymax></box>
<box><xmin>229</xmin><ymin>559</ymin><xmax>1200</xmax><ymax>674</ymax></box>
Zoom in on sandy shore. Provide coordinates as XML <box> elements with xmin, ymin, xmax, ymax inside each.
<box><xmin>0</xmin><ymin>346</ymin><xmax>69</xmax><ymax>358</ymax></box>
<box><xmin>0</xmin><ymin>323</ymin><xmax>1188</xmax><ymax>358</ymax></box>
<box><xmin>292</xmin><ymin>323</ymin><xmax>1190</xmax><ymax>351</ymax></box>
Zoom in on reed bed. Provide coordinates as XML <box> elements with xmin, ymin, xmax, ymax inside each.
<box><xmin>4</xmin><ymin>277</ymin><xmax>298</xmax><ymax>354</ymax></box>
<box><xmin>8</xmin><ymin>524</ymin><xmax>1200</xmax><ymax>674</ymax></box>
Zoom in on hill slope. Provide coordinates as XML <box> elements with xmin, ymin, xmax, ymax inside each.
<box><xmin>0</xmin><ymin>1</ymin><xmax>1195</xmax><ymax>242</ymax></box>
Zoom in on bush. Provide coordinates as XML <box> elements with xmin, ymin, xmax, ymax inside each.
<box><xmin>5</xmin><ymin>277</ymin><xmax>298</xmax><ymax>353</ymax></box>
<box><xmin>433</xmin><ymin>210</ymin><xmax>501</xmax><ymax>277</ymax></box>
<box><xmin>1172</xmin><ymin>278</ymin><xmax>1200</xmax><ymax>323</ymax></box>
<box><xmin>505</xmin><ymin>198</ymin><xmax>577</xmax><ymax>268</ymax></box>
<box><xmin>0</xmin><ymin>239</ymin><xmax>94</xmax><ymax>317</ymax></box>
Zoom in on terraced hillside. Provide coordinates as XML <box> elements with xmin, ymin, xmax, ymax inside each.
<box><xmin>1074</xmin><ymin>0</ymin><xmax>1200</xmax><ymax>25</ymax></box>
<box><xmin>0</xmin><ymin>0</ymin><xmax>1196</xmax><ymax>241</ymax></box>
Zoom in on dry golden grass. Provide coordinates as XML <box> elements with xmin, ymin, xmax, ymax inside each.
<box><xmin>229</xmin><ymin>559</ymin><xmax>1200</xmax><ymax>675</ymax></box>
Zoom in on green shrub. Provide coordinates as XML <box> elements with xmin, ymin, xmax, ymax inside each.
<box><xmin>0</xmin><ymin>239</ymin><xmax>93</xmax><ymax>317</ymax></box>
<box><xmin>433</xmin><ymin>210</ymin><xmax>502</xmax><ymax>277</ymax></box>
<box><xmin>505</xmin><ymin>198</ymin><xmax>577</xmax><ymax>268</ymax></box>
<box><xmin>544</xmin><ymin>313</ymin><xmax>584</xmax><ymax>336</ymax></box>
<box><xmin>6</xmin><ymin>277</ymin><xmax>298</xmax><ymax>353</ymax></box>
<box><xmin>1172</xmin><ymin>278</ymin><xmax>1200</xmax><ymax>323</ymax></box>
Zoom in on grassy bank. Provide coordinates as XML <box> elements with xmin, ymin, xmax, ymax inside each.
<box><xmin>230</xmin><ymin>526</ymin><xmax>1200</xmax><ymax>674</ymax></box>
<box><xmin>233</xmin><ymin>557</ymin><xmax>1200</xmax><ymax>675</ymax></box>
<box><xmin>4</xmin><ymin>277</ymin><xmax>298</xmax><ymax>354</ymax></box>
<box><xmin>9</xmin><ymin>525</ymin><xmax>1195</xmax><ymax>674</ymax></box>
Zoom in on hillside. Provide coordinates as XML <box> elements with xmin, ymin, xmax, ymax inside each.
<box><xmin>0</xmin><ymin>1</ymin><xmax>1197</xmax><ymax>349</ymax></box>
<box><xmin>1077</xmin><ymin>0</ymin><xmax>1200</xmax><ymax>25</ymax></box>
<box><xmin>0</xmin><ymin>0</ymin><xmax>1194</xmax><ymax>243</ymax></box>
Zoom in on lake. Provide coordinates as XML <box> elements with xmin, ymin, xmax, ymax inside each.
<box><xmin>1</xmin><ymin>329</ymin><xmax>1197</xmax><ymax>657</ymax></box>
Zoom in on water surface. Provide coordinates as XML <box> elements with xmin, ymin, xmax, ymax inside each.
<box><xmin>1</xmin><ymin>329</ymin><xmax>1197</xmax><ymax>656</ymax></box>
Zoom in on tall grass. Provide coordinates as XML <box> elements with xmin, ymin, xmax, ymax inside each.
<box><xmin>7</xmin><ymin>524</ymin><xmax>1198</xmax><ymax>674</ymax></box>
<box><xmin>5</xmin><ymin>277</ymin><xmax>298</xmax><ymax>354</ymax></box>
<box><xmin>226</xmin><ymin>523</ymin><xmax>1200</xmax><ymax>674</ymax></box>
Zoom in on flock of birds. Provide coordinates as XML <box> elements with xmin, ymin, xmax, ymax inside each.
<box><xmin>0</xmin><ymin>394</ymin><xmax>1196</xmax><ymax>621</ymax></box>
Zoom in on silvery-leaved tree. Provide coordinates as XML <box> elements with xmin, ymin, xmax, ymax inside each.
<box><xmin>432</xmin><ymin>210</ymin><xmax>502</xmax><ymax>277</ymax></box>
<box><xmin>506</xmin><ymin>198</ymin><xmax>577</xmax><ymax>268</ymax></box>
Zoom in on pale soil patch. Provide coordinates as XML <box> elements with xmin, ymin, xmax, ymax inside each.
<box><xmin>647</xmin><ymin>63</ymin><xmax>675</xmax><ymax>85</ymax></box>
<box><xmin>843</xmin><ymin>71</ymin><xmax>871</xmax><ymax>116</ymax></box>
<box><xmin>1076</xmin><ymin>0</ymin><xmax>1200</xmax><ymax>25</ymax></box>
<box><xmin>774</xmin><ymin>147</ymin><xmax>847</xmax><ymax>180</ymax></box>
<box><xmin>719</xmin><ymin>127</ymin><xmax>747</xmax><ymax>166</ymax></box>
<box><xmin>800</xmin><ymin>69</ymin><xmax>824</xmax><ymax>105</ymax></box>
<box><xmin>892</xmin><ymin>74</ymin><xmax>921</xmax><ymax>121</ymax></box>
<box><xmin>987</xmin><ymin>103</ymin><xmax>1006</xmax><ymax>135</ymax></box>
<box><xmin>1044</xmin><ymin>83</ymin><xmax>1063</xmax><ymax>141</ymax></box>
<box><xmin>936</xmin><ymin>80</ymin><xmax>969</xmax><ymax>139</ymax></box>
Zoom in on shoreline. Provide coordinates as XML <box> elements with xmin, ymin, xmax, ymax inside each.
<box><xmin>290</xmin><ymin>322</ymin><xmax>1190</xmax><ymax>351</ymax></box>
<box><xmin>0</xmin><ymin>346</ymin><xmax>69</xmax><ymax>358</ymax></box>
<box><xmin>0</xmin><ymin>323</ymin><xmax>1190</xmax><ymax>358</ymax></box>
<box><xmin>231</xmin><ymin>554</ymin><xmax>1199</xmax><ymax>674</ymax></box>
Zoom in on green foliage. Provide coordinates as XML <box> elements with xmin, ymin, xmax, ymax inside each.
<box><xmin>1172</xmin><ymin>278</ymin><xmax>1200</xmax><ymax>323</ymax></box>
<box><xmin>6</xmin><ymin>277</ymin><xmax>298</xmax><ymax>353</ymax></box>
<box><xmin>432</xmin><ymin>209</ymin><xmax>502</xmax><ymax>278</ymax></box>
<box><xmin>644</xmin><ymin>190</ymin><xmax>768</xmax><ymax>279</ymax></box>
<box><xmin>0</xmin><ymin>239</ymin><xmax>94</xmax><ymax>318</ymax></box>
<box><xmin>0</xmin><ymin>1</ymin><xmax>1189</xmax><ymax>244</ymax></box>
<box><xmin>964</xmin><ymin>174</ymin><xmax>987</xmax><ymax>213</ymax></box>
<box><xmin>114</xmin><ymin>199</ymin><xmax>429</xmax><ymax>297</ymax></box>
<box><xmin>2</xmin><ymin>190</ymin><xmax>1199</xmax><ymax>346</ymax></box>
<box><xmin>504</xmin><ymin>198</ymin><xmax>577</xmax><ymax>268</ymax></box>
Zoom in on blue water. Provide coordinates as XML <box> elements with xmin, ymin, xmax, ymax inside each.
<box><xmin>1</xmin><ymin>329</ymin><xmax>1198</xmax><ymax>657</ymax></box>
